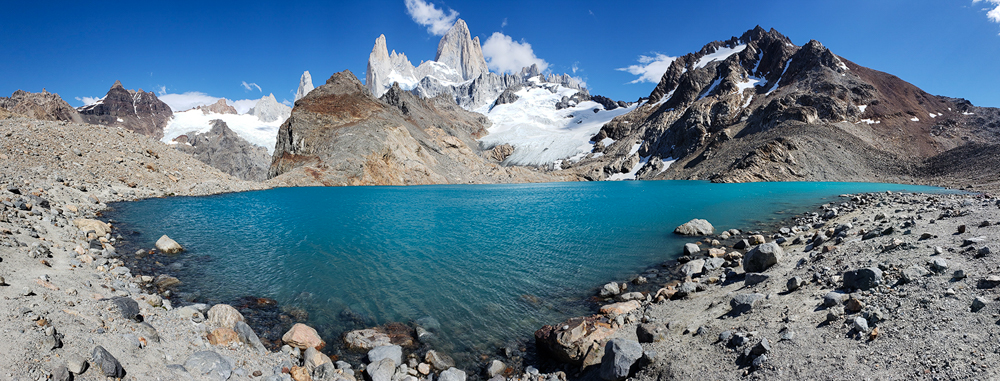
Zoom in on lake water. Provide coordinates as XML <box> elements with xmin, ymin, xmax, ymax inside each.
<box><xmin>105</xmin><ymin>181</ymin><xmax>949</xmax><ymax>364</ymax></box>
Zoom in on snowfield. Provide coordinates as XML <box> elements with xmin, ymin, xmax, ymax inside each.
<box><xmin>476</xmin><ymin>83</ymin><xmax>636</xmax><ymax>166</ymax></box>
<box><xmin>162</xmin><ymin>110</ymin><xmax>284</xmax><ymax>154</ymax></box>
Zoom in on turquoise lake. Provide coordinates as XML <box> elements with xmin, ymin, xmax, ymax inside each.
<box><xmin>105</xmin><ymin>181</ymin><xmax>950</xmax><ymax>363</ymax></box>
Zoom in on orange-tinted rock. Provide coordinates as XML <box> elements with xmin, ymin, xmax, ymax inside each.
<box><xmin>207</xmin><ymin>328</ymin><xmax>238</xmax><ymax>346</ymax></box>
<box><xmin>283</xmin><ymin>323</ymin><xmax>326</xmax><ymax>350</ymax></box>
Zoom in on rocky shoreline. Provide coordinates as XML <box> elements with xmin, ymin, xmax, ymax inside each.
<box><xmin>5</xmin><ymin>113</ymin><xmax>1000</xmax><ymax>380</ymax></box>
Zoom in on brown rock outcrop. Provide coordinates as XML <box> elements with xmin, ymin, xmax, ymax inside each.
<box><xmin>0</xmin><ymin>89</ymin><xmax>83</xmax><ymax>123</ymax></box>
<box><xmin>77</xmin><ymin>80</ymin><xmax>172</xmax><ymax>139</ymax></box>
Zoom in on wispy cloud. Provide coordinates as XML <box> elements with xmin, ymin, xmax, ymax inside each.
<box><xmin>501</xmin><ymin>18</ymin><xmax>507</xmax><ymax>28</ymax></box>
<box><xmin>158</xmin><ymin>91</ymin><xmax>221</xmax><ymax>112</ymax></box>
<box><xmin>617</xmin><ymin>54</ymin><xmax>677</xmax><ymax>84</ymax></box>
<box><xmin>481</xmin><ymin>32</ymin><xmax>549</xmax><ymax>74</ymax></box>
<box><xmin>241</xmin><ymin>81</ymin><xmax>262</xmax><ymax>92</ymax></box>
<box><xmin>74</xmin><ymin>96</ymin><xmax>101</xmax><ymax>106</ymax></box>
<box><xmin>230</xmin><ymin>99</ymin><xmax>259</xmax><ymax>114</ymax></box>
<box><xmin>571</xmin><ymin>62</ymin><xmax>580</xmax><ymax>74</ymax></box>
<box><xmin>156</xmin><ymin>85</ymin><xmax>167</xmax><ymax>96</ymax></box>
<box><xmin>404</xmin><ymin>0</ymin><xmax>458</xmax><ymax>36</ymax></box>
<box><xmin>974</xmin><ymin>0</ymin><xmax>1000</xmax><ymax>24</ymax></box>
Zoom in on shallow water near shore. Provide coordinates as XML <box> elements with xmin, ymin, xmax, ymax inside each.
<box><xmin>105</xmin><ymin>180</ymin><xmax>951</xmax><ymax>364</ymax></box>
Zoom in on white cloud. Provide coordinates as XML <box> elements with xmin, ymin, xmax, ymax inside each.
<box><xmin>158</xmin><ymin>92</ymin><xmax>221</xmax><ymax>112</ymax></box>
<box><xmin>571</xmin><ymin>62</ymin><xmax>580</xmax><ymax>74</ymax></box>
<box><xmin>230</xmin><ymin>99</ymin><xmax>258</xmax><ymax>114</ymax></box>
<box><xmin>481</xmin><ymin>32</ymin><xmax>549</xmax><ymax>74</ymax></box>
<box><xmin>281</xmin><ymin>99</ymin><xmax>293</xmax><ymax>107</ymax></box>
<box><xmin>157</xmin><ymin>86</ymin><xmax>167</xmax><ymax>96</ymax></box>
<box><xmin>617</xmin><ymin>53</ymin><xmax>677</xmax><ymax>84</ymax></box>
<box><xmin>241</xmin><ymin>81</ymin><xmax>262</xmax><ymax>92</ymax></box>
<box><xmin>501</xmin><ymin>18</ymin><xmax>507</xmax><ymax>28</ymax></box>
<box><xmin>975</xmin><ymin>0</ymin><xmax>1000</xmax><ymax>22</ymax></box>
<box><xmin>404</xmin><ymin>0</ymin><xmax>458</xmax><ymax>36</ymax></box>
<box><xmin>75</xmin><ymin>96</ymin><xmax>101</xmax><ymax>106</ymax></box>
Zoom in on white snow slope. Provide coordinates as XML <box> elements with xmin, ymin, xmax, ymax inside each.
<box><xmin>162</xmin><ymin>110</ymin><xmax>283</xmax><ymax>154</ymax></box>
<box><xmin>477</xmin><ymin>81</ymin><xmax>635</xmax><ymax>166</ymax></box>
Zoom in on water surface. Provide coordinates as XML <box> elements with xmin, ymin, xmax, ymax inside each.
<box><xmin>106</xmin><ymin>181</ymin><xmax>950</xmax><ymax>363</ymax></box>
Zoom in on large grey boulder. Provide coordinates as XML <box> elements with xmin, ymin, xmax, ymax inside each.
<box><xmin>156</xmin><ymin>235</ymin><xmax>183</xmax><ymax>254</ymax></box>
<box><xmin>367</xmin><ymin>358</ymin><xmax>396</xmax><ymax>381</ymax></box>
<box><xmin>183</xmin><ymin>351</ymin><xmax>233</xmax><ymax>381</ymax></box>
<box><xmin>599</xmin><ymin>339</ymin><xmax>643</xmax><ymax>381</ymax></box>
<box><xmin>368</xmin><ymin>345</ymin><xmax>402</xmax><ymax>366</ymax></box>
<box><xmin>843</xmin><ymin>267</ymin><xmax>883</xmax><ymax>290</ymax></box>
<box><xmin>439</xmin><ymin>367</ymin><xmax>467</xmax><ymax>381</ymax></box>
<box><xmin>680</xmin><ymin>259</ymin><xmax>705</xmax><ymax>278</ymax></box>
<box><xmin>674</xmin><ymin>219</ymin><xmax>714</xmax><ymax>236</ymax></box>
<box><xmin>91</xmin><ymin>346</ymin><xmax>125</xmax><ymax>378</ymax></box>
<box><xmin>730</xmin><ymin>293</ymin><xmax>765</xmax><ymax>315</ymax></box>
<box><xmin>742</xmin><ymin>243</ymin><xmax>784</xmax><ymax>272</ymax></box>
<box><xmin>234</xmin><ymin>321</ymin><xmax>266</xmax><ymax>352</ymax></box>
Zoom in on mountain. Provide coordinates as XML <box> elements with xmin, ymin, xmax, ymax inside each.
<box><xmin>267</xmin><ymin>70</ymin><xmax>559</xmax><ymax>186</ymax></box>
<box><xmin>433</xmin><ymin>19</ymin><xmax>489</xmax><ymax>82</ymax></box>
<box><xmin>248</xmin><ymin>93</ymin><xmax>291</xmax><ymax>123</ymax></box>
<box><xmin>0</xmin><ymin>89</ymin><xmax>83</xmax><ymax>123</ymax></box>
<box><xmin>558</xmin><ymin>27</ymin><xmax>1000</xmax><ymax>186</ymax></box>
<box><xmin>170</xmin><ymin>119</ymin><xmax>271</xmax><ymax>181</ymax></box>
<box><xmin>296</xmin><ymin>71</ymin><xmax>314</xmax><ymax>101</ymax></box>
<box><xmin>77</xmin><ymin>80</ymin><xmax>172</xmax><ymax>139</ymax></box>
<box><xmin>191</xmin><ymin>99</ymin><xmax>237</xmax><ymax>115</ymax></box>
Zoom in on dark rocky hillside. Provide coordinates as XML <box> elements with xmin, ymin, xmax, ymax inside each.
<box><xmin>77</xmin><ymin>80</ymin><xmax>173</xmax><ymax>139</ymax></box>
<box><xmin>0</xmin><ymin>89</ymin><xmax>83</xmax><ymax>123</ymax></box>
<box><xmin>171</xmin><ymin>119</ymin><xmax>271</xmax><ymax>181</ymax></box>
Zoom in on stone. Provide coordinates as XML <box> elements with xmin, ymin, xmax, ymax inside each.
<box><xmin>749</xmin><ymin>235</ymin><xmax>766</xmax><ymax>245</ymax></box>
<box><xmin>707</xmin><ymin>248</ymin><xmax>726</xmax><ymax>258</ymax></box>
<box><xmin>730</xmin><ymin>293</ymin><xmax>765</xmax><ymax>315</ymax></box>
<box><xmin>304</xmin><ymin>346</ymin><xmax>332</xmax><ymax>372</ymax></box>
<box><xmin>156</xmin><ymin>234</ymin><xmax>183</xmax><ymax>253</ymax></box>
<box><xmin>425</xmin><ymin>350</ymin><xmax>456</xmax><ymax>370</ymax></box>
<box><xmin>368</xmin><ymin>345</ymin><xmax>402</xmax><ymax>366</ymax></box>
<box><xmin>533</xmin><ymin>316</ymin><xmax>617</xmax><ymax>365</ymax></box>
<box><xmin>824</xmin><ymin>291</ymin><xmax>847</xmax><ymax>307</ymax></box>
<box><xmin>600</xmin><ymin>300</ymin><xmax>641</xmax><ymax>316</ymax></box>
<box><xmin>283</xmin><ymin>323</ymin><xmax>326</xmax><ymax>350</ymax></box>
<box><xmin>958</xmin><ymin>225</ymin><xmax>967</xmax><ymax>234</ymax></box>
<box><xmin>599</xmin><ymin>282</ymin><xmax>621</xmax><ymax>297</ymax></box>
<box><xmin>91</xmin><ymin>346</ymin><xmax>125</xmax><ymax>378</ymax></box>
<box><xmin>901</xmin><ymin>266</ymin><xmax>930</xmax><ymax>283</ymax></box>
<box><xmin>963</xmin><ymin>237</ymin><xmax>987</xmax><ymax>246</ymax></box>
<box><xmin>368</xmin><ymin>358</ymin><xmax>396</xmax><ymax>381</ymax></box>
<box><xmin>853</xmin><ymin>317</ymin><xmax>869</xmax><ymax>333</ymax></box>
<box><xmin>207</xmin><ymin>328</ymin><xmax>239</xmax><ymax>346</ymax></box>
<box><xmin>752</xmin><ymin>354</ymin><xmax>768</xmax><ymax>369</ymax></box>
<box><xmin>50</xmin><ymin>362</ymin><xmax>70</xmax><ymax>381</ymax></box>
<box><xmin>289</xmin><ymin>366</ymin><xmax>311</xmax><ymax>381</ymax></box>
<box><xmin>234</xmin><ymin>321</ymin><xmax>266</xmax><ymax>352</ymax></box>
<box><xmin>733</xmin><ymin>239</ymin><xmax>750</xmax><ymax>250</ymax></box>
<box><xmin>683</xmin><ymin>243</ymin><xmax>701</xmax><ymax>256</ymax></box>
<box><xmin>673</xmin><ymin>219</ymin><xmax>714</xmax><ymax>236</ymax></box>
<box><xmin>845</xmin><ymin>298</ymin><xmax>865</xmax><ymax>313</ymax></box>
<box><xmin>750</xmin><ymin>338</ymin><xmax>771</xmax><ymax>356</ymax></box>
<box><xmin>486</xmin><ymin>360</ymin><xmax>505</xmax><ymax>378</ymax></box>
<box><xmin>972</xmin><ymin>296</ymin><xmax>989</xmax><ymax>312</ymax></box>
<box><xmin>184</xmin><ymin>351</ymin><xmax>233</xmax><ymax>381</ymax></box>
<box><xmin>66</xmin><ymin>354</ymin><xmax>88</xmax><ymax>374</ymax></box>
<box><xmin>439</xmin><ymin>368</ymin><xmax>467</xmax><ymax>381</ymax></box>
<box><xmin>742</xmin><ymin>243</ymin><xmax>784</xmax><ymax>272</ymax></box>
<box><xmin>617</xmin><ymin>292</ymin><xmax>644</xmax><ymax>302</ymax></box>
<box><xmin>107</xmin><ymin>296</ymin><xmax>141</xmax><ymax>322</ymax></box>
<box><xmin>786</xmin><ymin>276</ymin><xmax>803</xmax><ymax>292</ymax></box>
<box><xmin>417</xmin><ymin>363</ymin><xmax>430</xmax><ymax>375</ymax></box>
<box><xmin>72</xmin><ymin>218</ymin><xmax>111</xmax><ymax>237</ymax></box>
<box><xmin>599</xmin><ymin>339</ymin><xmax>643</xmax><ymax>381</ymax></box>
<box><xmin>28</xmin><ymin>243</ymin><xmax>51</xmax><ymax>258</ymax></box>
<box><xmin>843</xmin><ymin>267</ymin><xmax>883</xmax><ymax>290</ymax></box>
<box><xmin>930</xmin><ymin>258</ymin><xmax>949</xmax><ymax>272</ymax></box>
<box><xmin>704</xmin><ymin>257</ymin><xmax>725</xmax><ymax>271</ymax></box>
<box><xmin>744</xmin><ymin>273</ymin><xmax>770</xmax><ymax>286</ymax></box>
<box><xmin>207</xmin><ymin>304</ymin><xmax>245</xmax><ymax>330</ymax></box>
<box><xmin>636</xmin><ymin>323</ymin><xmax>667</xmax><ymax>343</ymax></box>
<box><xmin>680</xmin><ymin>259</ymin><xmax>705</xmax><ymax>278</ymax></box>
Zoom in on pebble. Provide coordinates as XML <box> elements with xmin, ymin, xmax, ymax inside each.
<box><xmin>853</xmin><ymin>317</ymin><xmax>870</xmax><ymax>333</ymax></box>
<box><xmin>786</xmin><ymin>276</ymin><xmax>803</xmax><ymax>292</ymax></box>
<box><xmin>930</xmin><ymin>258</ymin><xmax>949</xmax><ymax>272</ymax></box>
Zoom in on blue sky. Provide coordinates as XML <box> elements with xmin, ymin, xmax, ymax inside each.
<box><xmin>2</xmin><ymin>0</ymin><xmax>1000</xmax><ymax>111</ymax></box>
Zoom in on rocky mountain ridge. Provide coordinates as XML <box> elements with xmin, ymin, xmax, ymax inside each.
<box><xmin>248</xmin><ymin>93</ymin><xmax>292</xmax><ymax>123</ymax></box>
<box><xmin>171</xmin><ymin>119</ymin><xmax>272</xmax><ymax>181</ymax></box>
<box><xmin>557</xmin><ymin>26</ymin><xmax>1000</xmax><ymax>190</ymax></box>
<box><xmin>0</xmin><ymin>89</ymin><xmax>83</xmax><ymax>123</ymax></box>
<box><xmin>77</xmin><ymin>81</ymin><xmax>173</xmax><ymax>140</ymax></box>
<box><xmin>268</xmin><ymin>70</ymin><xmax>560</xmax><ymax>186</ymax></box>
<box><xmin>295</xmin><ymin>71</ymin><xmax>314</xmax><ymax>101</ymax></box>
<box><xmin>191</xmin><ymin>99</ymin><xmax>238</xmax><ymax>115</ymax></box>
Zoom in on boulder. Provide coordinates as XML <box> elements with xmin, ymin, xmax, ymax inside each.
<box><xmin>599</xmin><ymin>282</ymin><xmax>621</xmax><ymax>297</ymax></box>
<box><xmin>900</xmin><ymin>266</ymin><xmax>930</xmax><ymax>283</ymax></box>
<box><xmin>283</xmin><ymin>323</ymin><xmax>326</xmax><ymax>350</ymax></box>
<box><xmin>439</xmin><ymin>368</ymin><xmax>467</xmax><ymax>381</ymax></box>
<box><xmin>674</xmin><ymin>219</ymin><xmax>714</xmax><ymax>236</ymax></box>
<box><xmin>156</xmin><ymin>235</ymin><xmax>183</xmax><ymax>253</ymax></box>
<box><xmin>425</xmin><ymin>350</ymin><xmax>456</xmax><ymax>370</ymax></box>
<box><xmin>599</xmin><ymin>301</ymin><xmax>641</xmax><ymax>316</ymax></box>
<box><xmin>742</xmin><ymin>243</ymin><xmax>784</xmax><ymax>272</ymax></box>
<box><xmin>635</xmin><ymin>323</ymin><xmax>667</xmax><ymax>343</ymax></box>
<box><xmin>183</xmin><ymin>351</ymin><xmax>233</xmax><ymax>381</ymax></box>
<box><xmin>730</xmin><ymin>293</ymin><xmax>765</xmax><ymax>315</ymax></box>
<box><xmin>91</xmin><ymin>346</ymin><xmax>125</xmax><ymax>378</ymax></box>
<box><xmin>73</xmin><ymin>218</ymin><xmax>110</xmax><ymax>237</ymax></box>
<box><xmin>234</xmin><ymin>321</ymin><xmax>266</xmax><ymax>352</ymax></box>
<box><xmin>207</xmin><ymin>327</ymin><xmax>239</xmax><ymax>346</ymax></box>
<box><xmin>344</xmin><ymin>323</ymin><xmax>415</xmax><ymax>350</ymax></box>
<box><xmin>682</xmin><ymin>243</ymin><xmax>701</xmax><ymax>256</ymax></box>
<box><xmin>367</xmin><ymin>358</ymin><xmax>396</xmax><ymax>381</ymax></box>
<box><xmin>368</xmin><ymin>345</ymin><xmax>402</xmax><ymax>366</ymax></box>
<box><xmin>680</xmin><ymin>259</ymin><xmax>705</xmax><ymax>278</ymax></box>
<box><xmin>823</xmin><ymin>291</ymin><xmax>847</xmax><ymax>307</ymax></box>
<box><xmin>599</xmin><ymin>339</ymin><xmax>642</xmax><ymax>381</ymax></box>
<box><xmin>486</xmin><ymin>360</ymin><xmax>505</xmax><ymax>378</ymax></box>
<box><xmin>207</xmin><ymin>304</ymin><xmax>245</xmax><ymax>330</ymax></box>
<box><xmin>534</xmin><ymin>316</ymin><xmax>617</xmax><ymax>365</ymax></box>
<box><xmin>843</xmin><ymin>267</ymin><xmax>883</xmax><ymax>291</ymax></box>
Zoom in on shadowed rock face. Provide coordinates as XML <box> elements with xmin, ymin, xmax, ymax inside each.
<box><xmin>77</xmin><ymin>80</ymin><xmax>172</xmax><ymax>139</ymax></box>
<box><xmin>563</xmin><ymin>26</ymin><xmax>1000</xmax><ymax>187</ymax></box>
<box><xmin>171</xmin><ymin>119</ymin><xmax>271</xmax><ymax>182</ymax></box>
<box><xmin>0</xmin><ymin>89</ymin><xmax>83</xmax><ymax>123</ymax></box>
<box><xmin>268</xmin><ymin>70</ymin><xmax>559</xmax><ymax>186</ymax></box>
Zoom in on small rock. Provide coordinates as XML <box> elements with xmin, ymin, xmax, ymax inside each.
<box><xmin>972</xmin><ymin>296</ymin><xmax>989</xmax><ymax>312</ymax></box>
<box><xmin>599</xmin><ymin>339</ymin><xmax>643</xmax><ymax>381</ymax></box>
<box><xmin>207</xmin><ymin>328</ymin><xmax>239</xmax><ymax>346</ymax></box>
<box><xmin>742</xmin><ymin>243</ymin><xmax>784</xmax><ymax>272</ymax></box>
<box><xmin>282</xmin><ymin>323</ymin><xmax>326</xmax><ymax>350</ymax></box>
<box><xmin>184</xmin><ymin>351</ymin><xmax>233</xmax><ymax>381</ymax></box>
<box><xmin>750</xmin><ymin>338</ymin><xmax>770</xmax><ymax>356</ymax></box>
<box><xmin>683</xmin><ymin>243</ymin><xmax>700</xmax><ymax>256</ymax></box>
<box><xmin>730</xmin><ymin>293</ymin><xmax>765</xmax><ymax>315</ymax></box>
<box><xmin>842</xmin><ymin>267</ymin><xmax>883</xmax><ymax>291</ymax></box>
<box><xmin>66</xmin><ymin>354</ymin><xmax>88</xmax><ymax>374</ymax></box>
<box><xmin>824</xmin><ymin>291</ymin><xmax>847</xmax><ymax>307</ymax></box>
<box><xmin>845</xmin><ymin>298</ymin><xmax>865</xmax><ymax>313</ymax></box>
<box><xmin>636</xmin><ymin>323</ymin><xmax>667</xmax><ymax>343</ymax></box>
<box><xmin>786</xmin><ymin>276</ymin><xmax>803</xmax><ymax>292</ymax></box>
<box><xmin>91</xmin><ymin>346</ymin><xmax>125</xmax><ymax>378</ymax></box>
<box><xmin>901</xmin><ymin>266</ymin><xmax>930</xmax><ymax>283</ymax></box>
<box><xmin>958</xmin><ymin>225</ymin><xmax>967</xmax><ymax>234</ymax></box>
<box><xmin>486</xmin><ymin>360</ymin><xmax>505</xmax><ymax>378</ymax></box>
<box><xmin>368</xmin><ymin>345</ymin><xmax>402</xmax><ymax>366</ymax></box>
<box><xmin>680</xmin><ymin>259</ymin><xmax>705</xmax><ymax>278</ymax></box>
<box><xmin>439</xmin><ymin>368</ymin><xmax>467</xmax><ymax>381</ymax></box>
<box><xmin>206</xmin><ymin>304</ymin><xmax>245</xmax><ymax>330</ymax></box>
<box><xmin>930</xmin><ymin>258</ymin><xmax>949</xmax><ymax>272</ymax></box>
<box><xmin>425</xmin><ymin>350</ymin><xmax>455</xmax><ymax>370</ymax></box>
<box><xmin>599</xmin><ymin>282</ymin><xmax>621</xmax><ymax>297</ymax></box>
<box><xmin>155</xmin><ymin>235</ymin><xmax>183</xmax><ymax>254</ymax></box>
<box><xmin>744</xmin><ymin>273</ymin><xmax>769</xmax><ymax>286</ymax></box>
<box><xmin>853</xmin><ymin>317</ymin><xmax>869</xmax><ymax>333</ymax></box>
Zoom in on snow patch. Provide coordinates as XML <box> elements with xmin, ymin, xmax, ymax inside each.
<box><xmin>698</xmin><ymin>77</ymin><xmax>723</xmax><ymax>101</ymax></box>
<box><xmin>910</xmin><ymin>117</ymin><xmax>920</xmax><ymax>122</ymax></box>
<box><xmin>607</xmin><ymin>156</ymin><xmax>649</xmax><ymax>181</ymax></box>
<box><xmin>693</xmin><ymin>45</ymin><xmax>747</xmax><ymax>69</ymax></box>
<box><xmin>858</xmin><ymin>119</ymin><xmax>880</xmax><ymax>125</ymax></box>
<box><xmin>600</xmin><ymin>137</ymin><xmax>615</xmax><ymax>146</ymax></box>
<box><xmin>766</xmin><ymin>59</ymin><xmax>792</xmax><ymax>95</ymax></box>
<box><xmin>963</xmin><ymin>111</ymin><xmax>975</xmax><ymax>115</ymax></box>
<box><xmin>857</xmin><ymin>105</ymin><xmax>867</xmax><ymax>113</ymax></box>
<box><xmin>162</xmin><ymin>110</ymin><xmax>284</xmax><ymax>154</ymax></box>
<box><xmin>477</xmin><ymin>83</ymin><xmax>636</xmax><ymax>166</ymax></box>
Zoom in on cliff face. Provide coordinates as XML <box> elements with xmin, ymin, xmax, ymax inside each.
<box><xmin>77</xmin><ymin>81</ymin><xmax>172</xmax><ymax>139</ymax></box>
<box><xmin>268</xmin><ymin>70</ymin><xmax>558</xmax><ymax>186</ymax></box>
<box><xmin>561</xmin><ymin>27</ymin><xmax>1000</xmax><ymax>186</ymax></box>
<box><xmin>0</xmin><ymin>89</ymin><xmax>83</xmax><ymax>123</ymax></box>
<box><xmin>171</xmin><ymin>119</ymin><xmax>272</xmax><ymax>182</ymax></box>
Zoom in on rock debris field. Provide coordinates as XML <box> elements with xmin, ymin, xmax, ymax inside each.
<box><xmin>4</xmin><ymin>113</ymin><xmax>1000</xmax><ymax>380</ymax></box>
